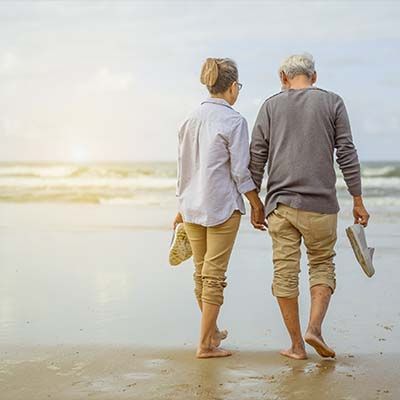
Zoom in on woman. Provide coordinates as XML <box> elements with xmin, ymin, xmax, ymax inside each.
<box><xmin>174</xmin><ymin>58</ymin><xmax>265</xmax><ymax>358</ymax></box>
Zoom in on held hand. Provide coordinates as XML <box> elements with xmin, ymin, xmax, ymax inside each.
<box><xmin>353</xmin><ymin>196</ymin><xmax>370</xmax><ymax>227</ymax></box>
<box><xmin>251</xmin><ymin>205</ymin><xmax>268</xmax><ymax>231</ymax></box>
<box><xmin>172</xmin><ymin>212</ymin><xmax>183</xmax><ymax>230</ymax></box>
<box><xmin>245</xmin><ymin>190</ymin><xmax>267</xmax><ymax>231</ymax></box>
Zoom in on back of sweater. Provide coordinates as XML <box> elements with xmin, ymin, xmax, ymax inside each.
<box><xmin>249</xmin><ymin>87</ymin><xmax>362</xmax><ymax>216</ymax></box>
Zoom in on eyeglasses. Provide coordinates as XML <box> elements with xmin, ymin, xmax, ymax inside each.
<box><xmin>236</xmin><ymin>82</ymin><xmax>243</xmax><ymax>91</ymax></box>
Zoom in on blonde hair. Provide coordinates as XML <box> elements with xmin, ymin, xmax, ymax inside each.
<box><xmin>200</xmin><ymin>58</ymin><xmax>238</xmax><ymax>94</ymax></box>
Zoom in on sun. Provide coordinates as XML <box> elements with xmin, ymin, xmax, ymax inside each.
<box><xmin>71</xmin><ymin>145</ymin><xmax>89</xmax><ymax>163</ymax></box>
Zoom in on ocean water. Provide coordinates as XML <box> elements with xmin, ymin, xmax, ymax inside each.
<box><xmin>0</xmin><ymin>161</ymin><xmax>399</xmax><ymax>207</ymax></box>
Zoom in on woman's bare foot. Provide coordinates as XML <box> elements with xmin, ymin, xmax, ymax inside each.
<box><xmin>218</xmin><ymin>329</ymin><xmax>228</xmax><ymax>340</ymax></box>
<box><xmin>196</xmin><ymin>347</ymin><xmax>232</xmax><ymax>359</ymax></box>
<box><xmin>304</xmin><ymin>330</ymin><xmax>335</xmax><ymax>358</ymax></box>
<box><xmin>279</xmin><ymin>345</ymin><xmax>308</xmax><ymax>360</ymax></box>
<box><xmin>211</xmin><ymin>329</ymin><xmax>228</xmax><ymax>348</ymax></box>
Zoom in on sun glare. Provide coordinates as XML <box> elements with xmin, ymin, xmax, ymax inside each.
<box><xmin>71</xmin><ymin>145</ymin><xmax>89</xmax><ymax>163</ymax></box>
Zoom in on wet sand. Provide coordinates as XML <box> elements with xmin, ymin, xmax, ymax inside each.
<box><xmin>1</xmin><ymin>345</ymin><xmax>399</xmax><ymax>400</ymax></box>
<box><xmin>0</xmin><ymin>201</ymin><xmax>400</xmax><ymax>398</ymax></box>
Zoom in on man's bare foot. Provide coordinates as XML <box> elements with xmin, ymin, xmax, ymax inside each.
<box><xmin>196</xmin><ymin>347</ymin><xmax>232</xmax><ymax>359</ymax></box>
<box><xmin>304</xmin><ymin>330</ymin><xmax>335</xmax><ymax>358</ymax></box>
<box><xmin>211</xmin><ymin>329</ymin><xmax>228</xmax><ymax>348</ymax></box>
<box><xmin>279</xmin><ymin>345</ymin><xmax>308</xmax><ymax>360</ymax></box>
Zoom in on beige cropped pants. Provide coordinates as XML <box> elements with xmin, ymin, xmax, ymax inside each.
<box><xmin>267</xmin><ymin>203</ymin><xmax>337</xmax><ymax>298</ymax></box>
<box><xmin>184</xmin><ymin>211</ymin><xmax>241</xmax><ymax>306</ymax></box>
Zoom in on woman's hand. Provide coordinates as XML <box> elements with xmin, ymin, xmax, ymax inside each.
<box><xmin>245</xmin><ymin>190</ymin><xmax>267</xmax><ymax>230</ymax></box>
<box><xmin>251</xmin><ymin>204</ymin><xmax>267</xmax><ymax>231</ymax></box>
<box><xmin>172</xmin><ymin>212</ymin><xmax>183</xmax><ymax>230</ymax></box>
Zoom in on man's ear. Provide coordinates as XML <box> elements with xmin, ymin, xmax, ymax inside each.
<box><xmin>311</xmin><ymin>71</ymin><xmax>317</xmax><ymax>84</ymax></box>
<box><xmin>280</xmin><ymin>71</ymin><xmax>289</xmax><ymax>88</ymax></box>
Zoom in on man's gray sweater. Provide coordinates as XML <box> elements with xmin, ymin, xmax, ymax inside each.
<box><xmin>249</xmin><ymin>87</ymin><xmax>362</xmax><ymax>216</ymax></box>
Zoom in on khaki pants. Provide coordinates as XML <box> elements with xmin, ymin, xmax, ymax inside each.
<box><xmin>184</xmin><ymin>211</ymin><xmax>241</xmax><ymax>306</ymax></box>
<box><xmin>267</xmin><ymin>203</ymin><xmax>337</xmax><ymax>298</ymax></box>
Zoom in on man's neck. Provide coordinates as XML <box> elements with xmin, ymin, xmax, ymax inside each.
<box><xmin>287</xmin><ymin>75</ymin><xmax>313</xmax><ymax>90</ymax></box>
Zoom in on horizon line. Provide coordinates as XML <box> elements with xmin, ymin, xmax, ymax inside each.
<box><xmin>0</xmin><ymin>159</ymin><xmax>399</xmax><ymax>164</ymax></box>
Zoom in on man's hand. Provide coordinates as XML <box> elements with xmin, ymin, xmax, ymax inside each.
<box><xmin>172</xmin><ymin>212</ymin><xmax>183</xmax><ymax>230</ymax></box>
<box><xmin>251</xmin><ymin>205</ymin><xmax>268</xmax><ymax>231</ymax></box>
<box><xmin>353</xmin><ymin>196</ymin><xmax>370</xmax><ymax>227</ymax></box>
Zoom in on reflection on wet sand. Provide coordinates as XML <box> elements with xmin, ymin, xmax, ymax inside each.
<box><xmin>1</xmin><ymin>346</ymin><xmax>398</xmax><ymax>400</ymax></box>
<box><xmin>271</xmin><ymin>359</ymin><xmax>337</xmax><ymax>399</ymax></box>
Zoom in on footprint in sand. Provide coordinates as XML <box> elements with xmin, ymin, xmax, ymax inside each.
<box><xmin>302</xmin><ymin>362</ymin><xmax>321</xmax><ymax>374</ymax></box>
<box><xmin>143</xmin><ymin>358</ymin><xmax>168</xmax><ymax>368</ymax></box>
<box><xmin>377</xmin><ymin>323</ymin><xmax>394</xmax><ymax>331</ymax></box>
<box><xmin>224</xmin><ymin>368</ymin><xmax>265</xmax><ymax>388</ymax></box>
<box><xmin>47</xmin><ymin>364</ymin><xmax>61</xmax><ymax>371</ymax></box>
<box><xmin>0</xmin><ymin>367</ymin><xmax>12</xmax><ymax>376</ymax></box>
<box><xmin>56</xmin><ymin>362</ymin><xmax>87</xmax><ymax>377</ymax></box>
<box><xmin>123</xmin><ymin>371</ymin><xmax>155</xmax><ymax>380</ymax></box>
<box><xmin>71</xmin><ymin>361</ymin><xmax>86</xmax><ymax>371</ymax></box>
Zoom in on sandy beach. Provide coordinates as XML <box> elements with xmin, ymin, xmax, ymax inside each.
<box><xmin>0</xmin><ymin>199</ymin><xmax>399</xmax><ymax>399</ymax></box>
<box><xmin>1</xmin><ymin>345</ymin><xmax>399</xmax><ymax>400</ymax></box>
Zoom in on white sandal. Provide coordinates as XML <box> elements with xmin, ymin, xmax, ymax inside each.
<box><xmin>346</xmin><ymin>224</ymin><xmax>375</xmax><ymax>277</ymax></box>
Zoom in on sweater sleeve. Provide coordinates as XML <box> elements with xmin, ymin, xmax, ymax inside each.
<box><xmin>249</xmin><ymin>102</ymin><xmax>270</xmax><ymax>192</ymax></box>
<box><xmin>333</xmin><ymin>96</ymin><xmax>362</xmax><ymax>196</ymax></box>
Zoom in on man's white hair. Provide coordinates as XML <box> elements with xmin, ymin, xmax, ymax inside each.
<box><xmin>279</xmin><ymin>53</ymin><xmax>315</xmax><ymax>79</ymax></box>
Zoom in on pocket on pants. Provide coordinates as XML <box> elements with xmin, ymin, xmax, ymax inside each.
<box><xmin>267</xmin><ymin>207</ymin><xmax>286</xmax><ymax>234</ymax></box>
<box><xmin>309</xmin><ymin>213</ymin><xmax>337</xmax><ymax>241</ymax></box>
<box><xmin>266</xmin><ymin>210</ymin><xmax>277</xmax><ymax>233</ymax></box>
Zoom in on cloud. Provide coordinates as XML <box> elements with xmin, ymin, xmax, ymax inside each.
<box><xmin>0</xmin><ymin>117</ymin><xmax>19</xmax><ymax>137</ymax></box>
<box><xmin>0</xmin><ymin>116</ymin><xmax>43</xmax><ymax>140</ymax></box>
<box><xmin>79</xmin><ymin>67</ymin><xmax>133</xmax><ymax>94</ymax></box>
<box><xmin>0</xmin><ymin>51</ymin><xmax>19</xmax><ymax>73</ymax></box>
<box><xmin>0</xmin><ymin>1</ymin><xmax>399</xmax><ymax>161</ymax></box>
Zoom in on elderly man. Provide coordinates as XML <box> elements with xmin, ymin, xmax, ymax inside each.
<box><xmin>249</xmin><ymin>53</ymin><xmax>370</xmax><ymax>360</ymax></box>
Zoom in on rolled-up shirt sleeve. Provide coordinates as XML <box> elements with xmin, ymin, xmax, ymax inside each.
<box><xmin>249</xmin><ymin>102</ymin><xmax>270</xmax><ymax>192</ymax></box>
<box><xmin>227</xmin><ymin>116</ymin><xmax>257</xmax><ymax>194</ymax></box>
<box><xmin>333</xmin><ymin>96</ymin><xmax>362</xmax><ymax>196</ymax></box>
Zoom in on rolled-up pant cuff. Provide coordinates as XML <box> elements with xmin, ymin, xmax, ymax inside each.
<box><xmin>200</xmin><ymin>279</ymin><xmax>226</xmax><ymax>306</ymax></box>
<box><xmin>201</xmin><ymin>297</ymin><xmax>224</xmax><ymax>306</ymax></box>
<box><xmin>194</xmin><ymin>289</ymin><xmax>202</xmax><ymax>303</ymax></box>
<box><xmin>310</xmin><ymin>279</ymin><xmax>336</xmax><ymax>295</ymax></box>
<box><xmin>271</xmin><ymin>283</ymin><xmax>299</xmax><ymax>299</ymax></box>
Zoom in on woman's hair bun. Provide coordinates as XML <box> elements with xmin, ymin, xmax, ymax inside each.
<box><xmin>200</xmin><ymin>58</ymin><xmax>219</xmax><ymax>87</ymax></box>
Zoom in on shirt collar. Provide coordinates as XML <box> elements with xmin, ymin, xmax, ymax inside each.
<box><xmin>201</xmin><ymin>97</ymin><xmax>233</xmax><ymax>109</ymax></box>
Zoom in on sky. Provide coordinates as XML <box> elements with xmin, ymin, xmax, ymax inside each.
<box><xmin>0</xmin><ymin>0</ymin><xmax>399</xmax><ymax>162</ymax></box>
